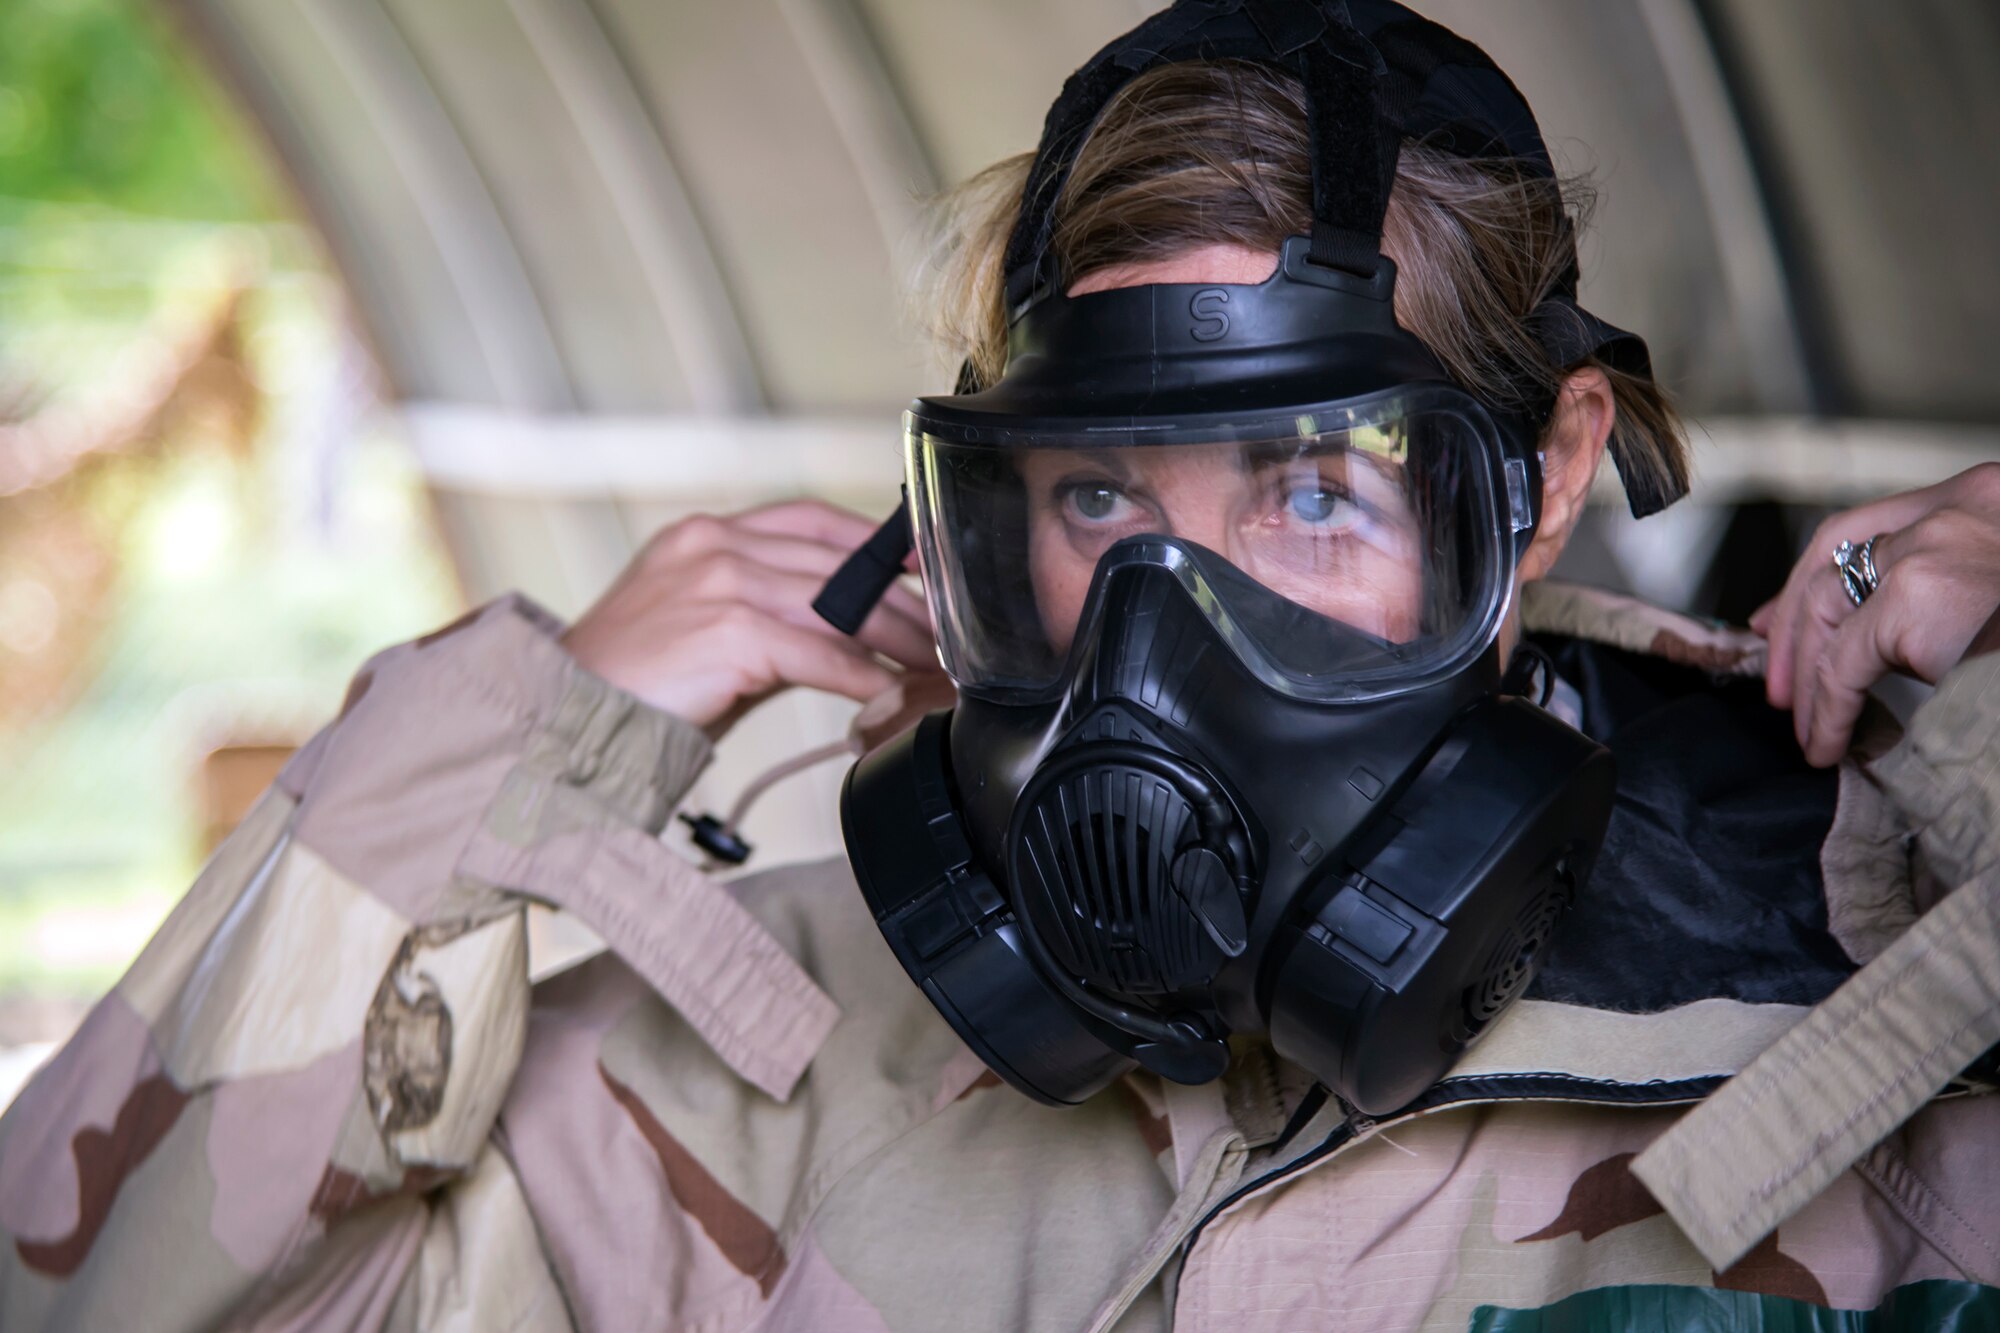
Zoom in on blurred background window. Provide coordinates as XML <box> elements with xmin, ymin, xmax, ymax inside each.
<box><xmin>0</xmin><ymin>0</ymin><xmax>460</xmax><ymax>1100</ymax></box>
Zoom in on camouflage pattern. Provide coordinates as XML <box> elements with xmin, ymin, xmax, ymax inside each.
<box><xmin>2</xmin><ymin>587</ymin><xmax>1996</xmax><ymax>1331</ymax></box>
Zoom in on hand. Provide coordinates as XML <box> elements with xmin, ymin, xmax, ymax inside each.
<box><xmin>561</xmin><ymin>500</ymin><xmax>938</xmax><ymax>739</ymax></box>
<box><xmin>1751</xmin><ymin>463</ymin><xmax>2000</xmax><ymax>767</ymax></box>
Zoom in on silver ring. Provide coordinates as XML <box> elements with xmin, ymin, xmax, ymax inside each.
<box><xmin>1857</xmin><ymin>533</ymin><xmax>1883</xmax><ymax>596</ymax></box>
<box><xmin>1832</xmin><ymin>539</ymin><xmax>1873</xmax><ymax>608</ymax></box>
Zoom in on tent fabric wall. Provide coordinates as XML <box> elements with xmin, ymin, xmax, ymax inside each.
<box><xmin>161</xmin><ymin>0</ymin><xmax>1999</xmax><ymax>879</ymax></box>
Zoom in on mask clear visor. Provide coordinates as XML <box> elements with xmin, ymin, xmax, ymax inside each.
<box><xmin>906</xmin><ymin>385</ymin><xmax>1517</xmax><ymax>703</ymax></box>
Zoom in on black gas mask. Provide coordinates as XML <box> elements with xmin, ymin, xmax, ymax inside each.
<box><xmin>817</xmin><ymin>0</ymin><xmax>1679</xmax><ymax>1115</ymax></box>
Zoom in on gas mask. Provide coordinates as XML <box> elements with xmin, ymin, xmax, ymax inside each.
<box><xmin>817</xmin><ymin>0</ymin><xmax>1678</xmax><ymax>1116</ymax></box>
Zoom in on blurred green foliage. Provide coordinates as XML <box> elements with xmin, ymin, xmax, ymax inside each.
<box><xmin>0</xmin><ymin>0</ymin><xmax>275</xmax><ymax>218</ymax></box>
<box><xmin>0</xmin><ymin>0</ymin><xmax>462</xmax><ymax>1028</ymax></box>
<box><xmin>0</xmin><ymin>437</ymin><xmax>461</xmax><ymax>1000</ymax></box>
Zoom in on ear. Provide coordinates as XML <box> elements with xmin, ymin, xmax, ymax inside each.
<box><xmin>1518</xmin><ymin>368</ymin><xmax>1615</xmax><ymax>583</ymax></box>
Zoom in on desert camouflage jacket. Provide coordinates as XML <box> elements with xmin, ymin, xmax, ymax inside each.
<box><xmin>2</xmin><ymin>583</ymin><xmax>1997</xmax><ymax>1332</ymax></box>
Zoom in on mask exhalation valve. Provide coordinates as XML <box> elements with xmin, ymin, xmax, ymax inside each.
<box><xmin>1004</xmin><ymin>740</ymin><xmax>1249</xmax><ymax>1084</ymax></box>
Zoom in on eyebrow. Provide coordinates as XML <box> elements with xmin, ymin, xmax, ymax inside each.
<box><xmin>1244</xmin><ymin>438</ymin><xmax>1350</xmax><ymax>470</ymax></box>
<box><xmin>1045</xmin><ymin>449</ymin><xmax>1138</xmax><ymax>483</ymax></box>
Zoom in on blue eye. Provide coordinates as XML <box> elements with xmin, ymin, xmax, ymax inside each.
<box><xmin>1288</xmin><ymin>486</ymin><xmax>1349</xmax><ymax>524</ymax></box>
<box><xmin>1069</xmin><ymin>484</ymin><xmax>1121</xmax><ymax>521</ymax></box>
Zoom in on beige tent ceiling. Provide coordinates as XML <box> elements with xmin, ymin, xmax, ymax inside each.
<box><xmin>165</xmin><ymin>0</ymin><xmax>2000</xmax><ymax>616</ymax></box>
<box><xmin>151</xmin><ymin>0</ymin><xmax>2000</xmax><ymax>877</ymax></box>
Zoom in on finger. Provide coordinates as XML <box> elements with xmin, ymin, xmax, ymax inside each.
<box><xmin>1816</xmin><ymin>485</ymin><xmax>1949</xmax><ymax>555</ymax></box>
<box><xmin>1767</xmin><ymin>538</ymin><xmax>1864</xmax><ymax>710</ymax></box>
<box><xmin>1787</xmin><ymin>564</ymin><xmax>1853</xmax><ymax>748</ymax></box>
<box><xmin>1787</xmin><ymin>524</ymin><xmax>1904</xmax><ymax>731</ymax></box>
<box><xmin>694</xmin><ymin>529</ymin><xmax>932</xmax><ymax>626</ymax></box>
<box><xmin>731</xmin><ymin>498</ymin><xmax>890</xmax><ymax>549</ymax></box>
<box><xmin>673</xmin><ymin>534</ymin><xmax>927</xmax><ymax>623</ymax></box>
<box><xmin>1765</xmin><ymin>492</ymin><xmax>1939</xmax><ymax>707</ymax></box>
<box><xmin>710</xmin><ymin>530</ymin><xmax>857</xmax><ymax>576</ymax></box>
<box><xmin>837</xmin><ymin>566</ymin><xmax>930</xmax><ymax>631</ymax></box>
<box><xmin>748</xmin><ymin>613</ymin><xmax>903</xmax><ymax>705</ymax></box>
<box><xmin>636</xmin><ymin>502</ymin><xmax>893</xmax><ymax>579</ymax></box>
<box><xmin>851</xmin><ymin>669</ymin><xmax>959</xmax><ymax>752</ymax></box>
<box><xmin>721</xmin><ymin>510</ymin><xmax>932</xmax><ymax>631</ymax></box>
<box><xmin>1763</xmin><ymin>550</ymin><xmax>1820</xmax><ymax>709</ymax></box>
<box><xmin>689</xmin><ymin>553</ymin><xmax>936</xmax><ymax>667</ymax></box>
<box><xmin>1762</xmin><ymin>587</ymin><xmax>1798</xmax><ymax>708</ymax></box>
<box><xmin>857</xmin><ymin>618</ymin><xmax>941</xmax><ymax>673</ymax></box>
<box><xmin>1748</xmin><ymin>599</ymin><xmax>1775</xmax><ymax>637</ymax></box>
<box><xmin>1865</xmin><ymin>515</ymin><xmax>2000</xmax><ymax>683</ymax></box>
<box><xmin>897</xmin><ymin>571</ymin><xmax>935</xmax><ymax>633</ymax></box>
<box><xmin>843</xmin><ymin>602</ymin><xmax>936</xmax><ymax>671</ymax></box>
<box><xmin>1802</xmin><ymin>597</ymin><xmax>1896</xmax><ymax>767</ymax></box>
<box><xmin>1763</xmin><ymin>562</ymin><xmax>1813</xmax><ymax>710</ymax></box>
<box><xmin>853</xmin><ymin>600</ymin><xmax>939</xmax><ymax>671</ymax></box>
<box><xmin>1971</xmin><ymin>603</ymin><xmax>2000</xmax><ymax>664</ymax></box>
<box><xmin>768</xmin><ymin>563</ymin><xmax>929</xmax><ymax>659</ymax></box>
<box><xmin>657</xmin><ymin>517</ymin><xmax>872</xmax><ymax>578</ymax></box>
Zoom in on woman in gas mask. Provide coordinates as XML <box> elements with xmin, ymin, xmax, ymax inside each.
<box><xmin>5</xmin><ymin>2</ymin><xmax>1999</xmax><ymax>1329</ymax></box>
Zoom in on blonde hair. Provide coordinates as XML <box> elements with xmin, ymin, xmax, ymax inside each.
<box><xmin>917</xmin><ymin>60</ymin><xmax>1688</xmax><ymax>515</ymax></box>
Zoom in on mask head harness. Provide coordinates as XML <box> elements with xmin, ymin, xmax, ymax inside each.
<box><xmin>812</xmin><ymin>0</ymin><xmax>1679</xmax><ymax>636</ymax></box>
<box><xmin>997</xmin><ymin>0</ymin><xmax>1673</xmax><ymax>503</ymax></box>
<box><xmin>827</xmin><ymin>0</ymin><xmax>1652</xmax><ymax>1115</ymax></box>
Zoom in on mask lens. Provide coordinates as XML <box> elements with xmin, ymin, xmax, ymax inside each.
<box><xmin>904</xmin><ymin>384</ymin><xmax>1504</xmax><ymax>700</ymax></box>
<box><xmin>906</xmin><ymin>387</ymin><xmax>1511</xmax><ymax>703</ymax></box>
<box><xmin>1036</xmin><ymin>439</ymin><xmax>1421</xmax><ymax>631</ymax></box>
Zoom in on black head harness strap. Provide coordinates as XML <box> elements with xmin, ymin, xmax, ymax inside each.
<box><xmin>1002</xmin><ymin>0</ymin><xmax>1402</xmax><ymax>311</ymax></box>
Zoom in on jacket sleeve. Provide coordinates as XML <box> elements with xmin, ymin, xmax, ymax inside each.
<box><xmin>0</xmin><ymin>595</ymin><xmax>714</xmax><ymax>1332</ymax></box>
